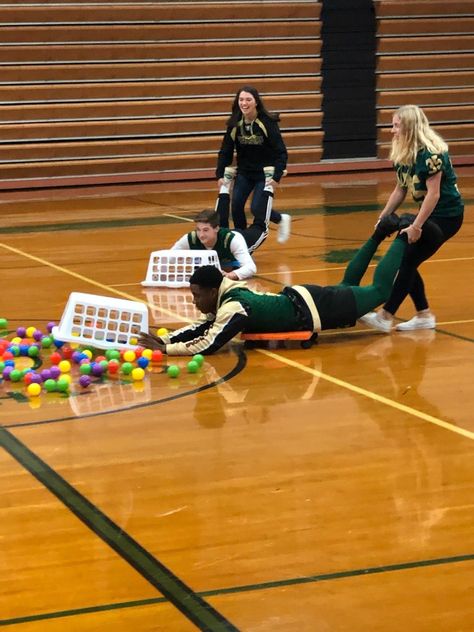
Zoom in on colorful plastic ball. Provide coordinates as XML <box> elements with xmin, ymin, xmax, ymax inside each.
<box><xmin>3</xmin><ymin>366</ymin><xmax>14</xmax><ymax>380</ymax></box>
<box><xmin>49</xmin><ymin>366</ymin><xmax>61</xmax><ymax>379</ymax></box>
<box><xmin>40</xmin><ymin>369</ymin><xmax>52</xmax><ymax>381</ymax></box>
<box><xmin>10</xmin><ymin>369</ymin><xmax>22</xmax><ymax>382</ymax></box>
<box><xmin>108</xmin><ymin>359</ymin><xmax>120</xmax><ymax>374</ymax></box>
<box><xmin>0</xmin><ymin>361</ymin><xmax>5</xmax><ymax>373</ymax></box>
<box><xmin>9</xmin><ymin>345</ymin><xmax>20</xmax><ymax>357</ymax></box>
<box><xmin>121</xmin><ymin>362</ymin><xmax>133</xmax><ymax>375</ymax></box>
<box><xmin>26</xmin><ymin>326</ymin><xmax>36</xmax><ymax>338</ymax></box>
<box><xmin>56</xmin><ymin>378</ymin><xmax>70</xmax><ymax>392</ymax></box>
<box><xmin>4</xmin><ymin>359</ymin><xmax>15</xmax><ymax>367</ymax></box>
<box><xmin>27</xmin><ymin>383</ymin><xmax>42</xmax><ymax>397</ymax></box>
<box><xmin>29</xmin><ymin>373</ymin><xmax>43</xmax><ymax>384</ymax></box>
<box><xmin>79</xmin><ymin>363</ymin><xmax>92</xmax><ymax>375</ymax></box>
<box><xmin>186</xmin><ymin>360</ymin><xmax>199</xmax><ymax>374</ymax></box>
<box><xmin>41</xmin><ymin>336</ymin><xmax>53</xmax><ymax>348</ymax></box>
<box><xmin>157</xmin><ymin>327</ymin><xmax>169</xmax><ymax>337</ymax></box>
<box><xmin>0</xmin><ymin>318</ymin><xmax>8</xmax><ymax>330</ymax></box>
<box><xmin>59</xmin><ymin>373</ymin><xmax>72</xmax><ymax>385</ymax></box>
<box><xmin>131</xmin><ymin>367</ymin><xmax>145</xmax><ymax>381</ymax></box>
<box><xmin>82</xmin><ymin>349</ymin><xmax>93</xmax><ymax>360</ymax></box>
<box><xmin>3</xmin><ymin>351</ymin><xmax>14</xmax><ymax>361</ymax></box>
<box><xmin>151</xmin><ymin>349</ymin><xmax>163</xmax><ymax>363</ymax></box>
<box><xmin>141</xmin><ymin>348</ymin><xmax>153</xmax><ymax>360</ymax></box>
<box><xmin>50</xmin><ymin>352</ymin><xmax>62</xmax><ymax>365</ymax></box>
<box><xmin>95</xmin><ymin>355</ymin><xmax>106</xmax><ymax>363</ymax></box>
<box><xmin>16</xmin><ymin>326</ymin><xmax>27</xmax><ymax>337</ymax></box>
<box><xmin>46</xmin><ymin>321</ymin><xmax>56</xmax><ymax>333</ymax></box>
<box><xmin>192</xmin><ymin>354</ymin><xmax>204</xmax><ymax>367</ymax></box>
<box><xmin>19</xmin><ymin>344</ymin><xmax>29</xmax><ymax>356</ymax></box>
<box><xmin>72</xmin><ymin>351</ymin><xmax>82</xmax><ymax>363</ymax></box>
<box><xmin>123</xmin><ymin>350</ymin><xmax>136</xmax><ymax>363</ymax></box>
<box><xmin>58</xmin><ymin>360</ymin><xmax>72</xmax><ymax>373</ymax></box>
<box><xmin>167</xmin><ymin>365</ymin><xmax>180</xmax><ymax>378</ymax></box>
<box><xmin>79</xmin><ymin>375</ymin><xmax>91</xmax><ymax>388</ymax></box>
<box><xmin>28</xmin><ymin>345</ymin><xmax>40</xmax><ymax>358</ymax></box>
<box><xmin>53</xmin><ymin>339</ymin><xmax>65</xmax><ymax>348</ymax></box>
<box><xmin>91</xmin><ymin>363</ymin><xmax>104</xmax><ymax>377</ymax></box>
<box><xmin>43</xmin><ymin>379</ymin><xmax>57</xmax><ymax>392</ymax></box>
<box><xmin>33</xmin><ymin>330</ymin><xmax>43</xmax><ymax>342</ymax></box>
<box><xmin>61</xmin><ymin>346</ymin><xmax>73</xmax><ymax>359</ymax></box>
<box><xmin>105</xmin><ymin>349</ymin><xmax>120</xmax><ymax>361</ymax></box>
<box><xmin>134</xmin><ymin>346</ymin><xmax>144</xmax><ymax>358</ymax></box>
<box><xmin>137</xmin><ymin>356</ymin><xmax>149</xmax><ymax>369</ymax></box>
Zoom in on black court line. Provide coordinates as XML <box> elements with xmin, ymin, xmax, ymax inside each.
<box><xmin>2</xmin><ymin>551</ymin><xmax>473</xmax><ymax>627</ymax></box>
<box><xmin>2</xmin><ymin>348</ymin><xmax>247</xmax><ymax>430</ymax></box>
<box><xmin>0</xmin><ymin>425</ymin><xmax>239</xmax><ymax>632</ymax></box>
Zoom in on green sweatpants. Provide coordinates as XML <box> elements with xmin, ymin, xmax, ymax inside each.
<box><xmin>338</xmin><ymin>236</ymin><xmax>406</xmax><ymax>317</ymax></box>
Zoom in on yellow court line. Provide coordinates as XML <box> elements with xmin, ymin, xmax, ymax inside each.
<box><xmin>258</xmin><ymin>349</ymin><xmax>474</xmax><ymax>442</ymax></box>
<box><xmin>164</xmin><ymin>213</ymin><xmax>194</xmax><ymax>222</ymax></box>
<box><xmin>0</xmin><ymin>242</ymin><xmax>191</xmax><ymax>324</ymax></box>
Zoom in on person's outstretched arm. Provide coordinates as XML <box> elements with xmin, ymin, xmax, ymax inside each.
<box><xmin>225</xmin><ymin>232</ymin><xmax>256</xmax><ymax>280</ymax></box>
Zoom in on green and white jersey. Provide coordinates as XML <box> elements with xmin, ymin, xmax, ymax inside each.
<box><xmin>395</xmin><ymin>148</ymin><xmax>463</xmax><ymax>218</ymax></box>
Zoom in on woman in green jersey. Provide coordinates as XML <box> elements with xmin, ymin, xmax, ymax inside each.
<box><xmin>360</xmin><ymin>105</ymin><xmax>464</xmax><ymax>332</ymax></box>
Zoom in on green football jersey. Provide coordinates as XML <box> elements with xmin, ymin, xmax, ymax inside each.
<box><xmin>395</xmin><ymin>148</ymin><xmax>463</xmax><ymax>218</ymax></box>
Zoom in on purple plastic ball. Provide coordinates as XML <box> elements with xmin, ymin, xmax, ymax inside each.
<box><xmin>46</xmin><ymin>321</ymin><xmax>56</xmax><ymax>333</ymax></box>
<box><xmin>3</xmin><ymin>366</ymin><xmax>13</xmax><ymax>380</ymax></box>
<box><xmin>16</xmin><ymin>326</ymin><xmax>27</xmax><ymax>338</ymax></box>
<box><xmin>49</xmin><ymin>366</ymin><xmax>61</xmax><ymax>379</ymax></box>
<box><xmin>33</xmin><ymin>330</ymin><xmax>43</xmax><ymax>342</ymax></box>
<box><xmin>30</xmin><ymin>373</ymin><xmax>43</xmax><ymax>384</ymax></box>
<box><xmin>79</xmin><ymin>375</ymin><xmax>91</xmax><ymax>388</ymax></box>
<box><xmin>40</xmin><ymin>369</ymin><xmax>52</xmax><ymax>381</ymax></box>
<box><xmin>91</xmin><ymin>363</ymin><xmax>104</xmax><ymax>377</ymax></box>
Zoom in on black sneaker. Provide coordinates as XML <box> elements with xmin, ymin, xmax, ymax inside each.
<box><xmin>375</xmin><ymin>213</ymin><xmax>400</xmax><ymax>239</ymax></box>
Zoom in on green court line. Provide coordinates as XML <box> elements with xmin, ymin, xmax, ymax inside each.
<box><xmin>0</xmin><ymin>426</ymin><xmax>239</xmax><ymax>632</ymax></box>
<box><xmin>2</xmin><ymin>552</ymin><xmax>473</xmax><ymax>626</ymax></box>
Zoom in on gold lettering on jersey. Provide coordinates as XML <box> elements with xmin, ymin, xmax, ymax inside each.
<box><xmin>240</xmin><ymin>134</ymin><xmax>264</xmax><ymax>146</ymax></box>
<box><xmin>426</xmin><ymin>154</ymin><xmax>442</xmax><ymax>174</ymax></box>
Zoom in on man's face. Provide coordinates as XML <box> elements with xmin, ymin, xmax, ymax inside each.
<box><xmin>190</xmin><ymin>284</ymin><xmax>218</xmax><ymax>314</ymax></box>
<box><xmin>196</xmin><ymin>222</ymin><xmax>219</xmax><ymax>248</ymax></box>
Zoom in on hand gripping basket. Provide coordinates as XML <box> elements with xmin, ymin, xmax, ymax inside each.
<box><xmin>141</xmin><ymin>249</ymin><xmax>220</xmax><ymax>288</ymax></box>
<box><xmin>52</xmin><ymin>292</ymin><xmax>148</xmax><ymax>349</ymax></box>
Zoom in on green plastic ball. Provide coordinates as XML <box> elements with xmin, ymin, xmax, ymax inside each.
<box><xmin>0</xmin><ymin>317</ymin><xmax>8</xmax><ymax>330</ymax></box>
<box><xmin>41</xmin><ymin>336</ymin><xmax>53</xmax><ymax>348</ymax></box>
<box><xmin>167</xmin><ymin>365</ymin><xmax>180</xmax><ymax>378</ymax></box>
<box><xmin>10</xmin><ymin>369</ymin><xmax>22</xmax><ymax>382</ymax></box>
<box><xmin>187</xmin><ymin>360</ymin><xmax>199</xmax><ymax>374</ymax></box>
<box><xmin>44</xmin><ymin>379</ymin><xmax>56</xmax><ymax>392</ymax></box>
<box><xmin>121</xmin><ymin>362</ymin><xmax>133</xmax><ymax>375</ymax></box>
<box><xmin>192</xmin><ymin>354</ymin><xmax>204</xmax><ymax>367</ymax></box>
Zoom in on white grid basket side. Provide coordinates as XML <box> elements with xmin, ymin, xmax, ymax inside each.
<box><xmin>52</xmin><ymin>292</ymin><xmax>148</xmax><ymax>349</ymax></box>
<box><xmin>141</xmin><ymin>249</ymin><xmax>220</xmax><ymax>288</ymax></box>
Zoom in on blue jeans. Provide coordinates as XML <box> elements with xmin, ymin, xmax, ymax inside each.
<box><xmin>231</xmin><ymin>173</ymin><xmax>281</xmax><ymax>229</ymax></box>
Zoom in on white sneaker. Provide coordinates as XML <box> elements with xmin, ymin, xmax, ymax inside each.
<box><xmin>359</xmin><ymin>311</ymin><xmax>393</xmax><ymax>333</ymax></box>
<box><xmin>395</xmin><ymin>314</ymin><xmax>436</xmax><ymax>331</ymax></box>
<box><xmin>277</xmin><ymin>213</ymin><xmax>291</xmax><ymax>243</ymax></box>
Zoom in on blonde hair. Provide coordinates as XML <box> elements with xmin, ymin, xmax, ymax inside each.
<box><xmin>390</xmin><ymin>104</ymin><xmax>448</xmax><ymax>166</ymax></box>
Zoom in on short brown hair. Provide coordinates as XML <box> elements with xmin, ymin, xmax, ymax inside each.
<box><xmin>194</xmin><ymin>209</ymin><xmax>219</xmax><ymax>228</ymax></box>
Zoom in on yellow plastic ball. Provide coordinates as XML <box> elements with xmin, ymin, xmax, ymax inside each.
<box><xmin>157</xmin><ymin>327</ymin><xmax>169</xmax><ymax>337</ymax></box>
<box><xmin>27</xmin><ymin>383</ymin><xmax>42</xmax><ymax>397</ymax></box>
<box><xmin>59</xmin><ymin>373</ymin><xmax>72</xmax><ymax>384</ymax></box>
<box><xmin>141</xmin><ymin>348</ymin><xmax>153</xmax><ymax>360</ymax></box>
<box><xmin>82</xmin><ymin>349</ymin><xmax>93</xmax><ymax>359</ymax></box>
<box><xmin>123</xmin><ymin>350</ymin><xmax>136</xmax><ymax>363</ymax></box>
<box><xmin>131</xmin><ymin>367</ymin><xmax>145</xmax><ymax>381</ymax></box>
<box><xmin>11</xmin><ymin>336</ymin><xmax>22</xmax><ymax>344</ymax></box>
<box><xmin>26</xmin><ymin>326</ymin><xmax>36</xmax><ymax>338</ymax></box>
<box><xmin>58</xmin><ymin>360</ymin><xmax>71</xmax><ymax>373</ymax></box>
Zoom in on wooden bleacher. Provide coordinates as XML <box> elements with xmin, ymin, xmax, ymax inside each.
<box><xmin>0</xmin><ymin>0</ymin><xmax>472</xmax><ymax>190</ymax></box>
<box><xmin>375</xmin><ymin>0</ymin><xmax>474</xmax><ymax>160</ymax></box>
<box><xmin>0</xmin><ymin>1</ymin><xmax>322</xmax><ymax>189</ymax></box>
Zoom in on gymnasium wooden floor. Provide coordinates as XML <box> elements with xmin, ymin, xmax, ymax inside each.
<box><xmin>1</xmin><ymin>169</ymin><xmax>473</xmax><ymax>631</ymax></box>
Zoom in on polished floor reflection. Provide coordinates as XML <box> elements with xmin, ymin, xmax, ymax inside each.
<box><xmin>1</xmin><ymin>168</ymin><xmax>473</xmax><ymax>631</ymax></box>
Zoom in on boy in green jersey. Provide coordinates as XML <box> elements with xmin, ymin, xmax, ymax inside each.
<box><xmin>139</xmin><ymin>215</ymin><xmax>413</xmax><ymax>355</ymax></box>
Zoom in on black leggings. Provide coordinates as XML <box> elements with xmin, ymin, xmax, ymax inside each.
<box><xmin>384</xmin><ymin>213</ymin><xmax>464</xmax><ymax>315</ymax></box>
